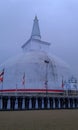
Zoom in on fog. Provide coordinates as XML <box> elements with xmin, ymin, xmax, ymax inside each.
<box><xmin>0</xmin><ymin>0</ymin><xmax>78</xmax><ymax>77</ymax></box>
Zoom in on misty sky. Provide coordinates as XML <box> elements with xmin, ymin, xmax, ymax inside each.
<box><xmin>0</xmin><ymin>0</ymin><xmax>78</xmax><ymax>77</ymax></box>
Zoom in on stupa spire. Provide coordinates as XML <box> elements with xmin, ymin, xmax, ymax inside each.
<box><xmin>31</xmin><ymin>16</ymin><xmax>41</xmax><ymax>40</ymax></box>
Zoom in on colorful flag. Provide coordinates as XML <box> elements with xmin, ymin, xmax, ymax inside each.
<box><xmin>0</xmin><ymin>77</ymin><xmax>3</xmax><ymax>82</ymax></box>
<box><xmin>0</xmin><ymin>69</ymin><xmax>4</xmax><ymax>77</ymax></box>
<box><xmin>0</xmin><ymin>69</ymin><xmax>4</xmax><ymax>83</ymax></box>
<box><xmin>22</xmin><ymin>72</ymin><xmax>25</xmax><ymax>85</ymax></box>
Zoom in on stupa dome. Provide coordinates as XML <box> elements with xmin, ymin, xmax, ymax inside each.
<box><xmin>0</xmin><ymin>16</ymin><xmax>71</xmax><ymax>93</ymax></box>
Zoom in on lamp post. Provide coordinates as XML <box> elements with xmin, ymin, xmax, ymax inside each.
<box><xmin>44</xmin><ymin>60</ymin><xmax>49</xmax><ymax>96</ymax></box>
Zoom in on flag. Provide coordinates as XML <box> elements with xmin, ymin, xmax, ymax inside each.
<box><xmin>0</xmin><ymin>69</ymin><xmax>4</xmax><ymax>83</ymax></box>
<box><xmin>0</xmin><ymin>77</ymin><xmax>3</xmax><ymax>82</ymax></box>
<box><xmin>22</xmin><ymin>72</ymin><xmax>25</xmax><ymax>85</ymax></box>
<box><xmin>0</xmin><ymin>69</ymin><xmax>4</xmax><ymax>77</ymax></box>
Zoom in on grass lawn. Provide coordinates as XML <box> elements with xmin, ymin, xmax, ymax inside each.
<box><xmin>0</xmin><ymin>110</ymin><xmax>78</xmax><ymax>130</ymax></box>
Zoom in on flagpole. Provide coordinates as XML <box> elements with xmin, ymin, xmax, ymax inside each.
<box><xmin>24</xmin><ymin>72</ymin><xmax>25</xmax><ymax>89</ymax></box>
<box><xmin>15</xmin><ymin>63</ymin><xmax>18</xmax><ymax>95</ymax></box>
<box><xmin>15</xmin><ymin>83</ymin><xmax>18</xmax><ymax>96</ymax></box>
<box><xmin>22</xmin><ymin>72</ymin><xmax>25</xmax><ymax>89</ymax></box>
<box><xmin>1</xmin><ymin>82</ymin><xmax>3</xmax><ymax>95</ymax></box>
<box><xmin>1</xmin><ymin>69</ymin><xmax>5</xmax><ymax>95</ymax></box>
<box><xmin>23</xmin><ymin>79</ymin><xmax>25</xmax><ymax>89</ymax></box>
<box><xmin>44</xmin><ymin>60</ymin><xmax>49</xmax><ymax>97</ymax></box>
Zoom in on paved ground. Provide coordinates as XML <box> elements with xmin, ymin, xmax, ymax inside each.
<box><xmin>0</xmin><ymin>110</ymin><xmax>78</xmax><ymax>130</ymax></box>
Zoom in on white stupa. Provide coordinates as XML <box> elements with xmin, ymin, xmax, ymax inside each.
<box><xmin>0</xmin><ymin>16</ymin><xmax>72</xmax><ymax>93</ymax></box>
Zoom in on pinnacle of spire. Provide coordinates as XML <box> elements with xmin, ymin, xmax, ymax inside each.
<box><xmin>31</xmin><ymin>16</ymin><xmax>41</xmax><ymax>40</ymax></box>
